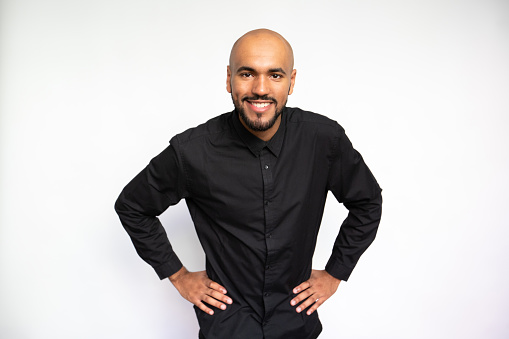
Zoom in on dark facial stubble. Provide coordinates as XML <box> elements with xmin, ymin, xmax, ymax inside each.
<box><xmin>233</xmin><ymin>95</ymin><xmax>286</xmax><ymax>132</ymax></box>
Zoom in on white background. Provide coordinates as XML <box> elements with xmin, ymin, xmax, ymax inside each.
<box><xmin>1</xmin><ymin>0</ymin><xmax>508</xmax><ymax>338</ymax></box>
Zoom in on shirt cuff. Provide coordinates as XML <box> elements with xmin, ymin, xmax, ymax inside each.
<box><xmin>153</xmin><ymin>254</ymin><xmax>183</xmax><ymax>280</ymax></box>
<box><xmin>325</xmin><ymin>258</ymin><xmax>355</xmax><ymax>282</ymax></box>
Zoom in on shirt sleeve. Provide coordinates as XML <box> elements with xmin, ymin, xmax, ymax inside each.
<box><xmin>325</xmin><ymin>124</ymin><xmax>383</xmax><ymax>281</ymax></box>
<box><xmin>114</xmin><ymin>139</ymin><xmax>188</xmax><ymax>279</ymax></box>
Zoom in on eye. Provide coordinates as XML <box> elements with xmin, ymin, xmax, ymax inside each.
<box><xmin>240</xmin><ymin>72</ymin><xmax>253</xmax><ymax>78</ymax></box>
<box><xmin>271</xmin><ymin>74</ymin><xmax>283</xmax><ymax>79</ymax></box>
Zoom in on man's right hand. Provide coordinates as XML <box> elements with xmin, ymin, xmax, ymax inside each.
<box><xmin>169</xmin><ymin>267</ymin><xmax>232</xmax><ymax>315</ymax></box>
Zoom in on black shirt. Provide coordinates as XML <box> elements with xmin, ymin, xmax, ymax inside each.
<box><xmin>115</xmin><ymin>107</ymin><xmax>382</xmax><ymax>339</ymax></box>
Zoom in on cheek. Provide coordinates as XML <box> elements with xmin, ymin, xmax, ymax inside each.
<box><xmin>231</xmin><ymin>82</ymin><xmax>249</xmax><ymax>98</ymax></box>
<box><xmin>275</xmin><ymin>86</ymin><xmax>290</xmax><ymax>101</ymax></box>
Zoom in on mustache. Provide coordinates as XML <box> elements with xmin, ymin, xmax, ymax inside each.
<box><xmin>242</xmin><ymin>95</ymin><xmax>278</xmax><ymax>105</ymax></box>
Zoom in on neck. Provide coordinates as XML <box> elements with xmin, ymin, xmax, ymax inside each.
<box><xmin>239</xmin><ymin>114</ymin><xmax>281</xmax><ymax>142</ymax></box>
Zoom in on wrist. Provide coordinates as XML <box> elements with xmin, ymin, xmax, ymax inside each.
<box><xmin>169</xmin><ymin>266</ymin><xmax>188</xmax><ymax>284</ymax></box>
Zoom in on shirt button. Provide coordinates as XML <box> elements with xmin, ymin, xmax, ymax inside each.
<box><xmin>265</xmin><ymin>265</ymin><xmax>270</xmax><ymax>270</ymax></box>
<box><xmin>264</xmin><ymin>292</ymin><xmax>270</xmax><ymax>297</ymax></box>
<box><xmin>267</xmin><ymin>233</ymin><xmax>272</xmax><ymax>238</ymax></box>
<box><xmin>264</xmin><ymin>164</ymin><xmax>269</xmax><ymax>169</ymax></box>
<box><xmin>264</xmin><ymin>200</ymin><xmax>269</xmax><ymax>205</ymax></box>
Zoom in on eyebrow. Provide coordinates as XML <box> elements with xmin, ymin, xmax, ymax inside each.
<box><xmin>236</xmin><ymin>66</ymin><xmax>256</xmax><ymax>73</ymax></box>
<box><xmin>236</xmin><ymin>66</ymin><xmax>287</xmax><ymax>75</ymax></box>
<box><xmin>268</xmin><ymin>67</ymin><xmax>287</xmax><ymax>75</ymax></box>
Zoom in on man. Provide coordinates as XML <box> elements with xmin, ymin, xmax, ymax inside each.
<box><xmin>115</xmin><ymin>29</ymin><xmax>382</xmax><ymax>339</ymax></box>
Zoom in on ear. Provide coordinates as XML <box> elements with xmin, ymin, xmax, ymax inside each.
<box><xmin>226</xmin><ymin>65</ymin><xmax>232</xmax><ymax>93</ymax></box>
<box><xmin>288</xmin><ymin>69</ymin><xmax>297</xmax><ymax>95</ymax></box>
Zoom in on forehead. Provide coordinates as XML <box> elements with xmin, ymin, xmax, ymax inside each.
<box><xmin>230</xmin><ymin>36</ymin><xmax>292</xmax><ymax>72</ymax></box>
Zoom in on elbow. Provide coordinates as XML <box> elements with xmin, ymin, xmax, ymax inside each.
<box><xmin>114</xmin><ymin>191</ymin><xmax>128</xmax><ymax>216</ymax></box>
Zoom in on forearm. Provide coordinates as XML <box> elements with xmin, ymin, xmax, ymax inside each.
<box><xmin>115</xmin><ymin>191</ymin><xmax>183</xmax><ymax>279</ymax></box>
<box><xmin>325</xmin><ymin>192</ymin><xmax>382</xmax><ymax>281</ymax></box>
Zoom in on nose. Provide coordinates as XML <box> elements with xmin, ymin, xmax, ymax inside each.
<box><xmin>252</xmin><ymin>75</ymin><xmax>269</xmax><ymax>96</ymax></box>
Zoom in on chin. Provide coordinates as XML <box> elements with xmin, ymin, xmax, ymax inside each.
<box><xmin>238</xmin><ymin>106</ymin><xmax>282</xmax><ymax>132</ymax></box>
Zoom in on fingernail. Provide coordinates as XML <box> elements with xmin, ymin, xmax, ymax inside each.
<box><xmin>209</xmin><ymin>311</ymin><xmax>214</xmax><ymax>315</ymax></box>
<box><xmin>227</xmin><ymin>299</ymin><xmax>232</xmax><ymax>304</ymax></box>
<box><xmin>307</xmin><ymin>311</ymin><xmax>311</xmax><ymax>315</ymax></box>
<box><xmin>221</xmin><ymin>304</ymin><xmax>226</xmax><ymax>310</ymax></box>
<box><xmin>296</xmin><ymin>307</ymin><xmax>301</xmax><ymax>313</ymax></box>
<box><xmin>293</xmin><ymin>288</ymin><xmax>298</xmax><ymax>293</ymax></box>
<box><xmin>290</xmin><ymin>300</ymin><xmax>295</xmax><ymax>306</ymax></box>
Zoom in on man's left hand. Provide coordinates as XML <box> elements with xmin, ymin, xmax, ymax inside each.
<box><xmin>290</xmin><ymin>270</ymin><xmax>341</xmax><ymax>315</ymax></box>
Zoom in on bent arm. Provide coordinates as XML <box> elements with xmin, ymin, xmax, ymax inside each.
<box><xmin>325</xmin><ymin>125</ymin><xmax>383</xmax><ymax>281</ymax></box>
<box><xmin>114</xmin><ymin>143</ymin><xmax>187</xmax><ymax>279</ymax></box>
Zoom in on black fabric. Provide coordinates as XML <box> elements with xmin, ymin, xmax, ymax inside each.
<box><xmin>115</xmin><ymin>107</ymin><xmax>382</xmax><ymax>339</ymax></box>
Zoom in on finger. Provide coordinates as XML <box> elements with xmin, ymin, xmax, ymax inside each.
<box><xmin>208</xmin><ymin>288</ymin><xmax>233</xmax><ymax>304</ymax></box>
<box><xmin>203</xmin><ymin>294</ymin><xmax>228</xmax><ymax>311</ymax></box>
<box><xmin>306</xmin><ymin>298</ymin><xmax>323</xmax><ymax>316</ymax></box>
<box><xmin>290</xmin><ymin>288</ymin><xmax>313</xmax><ymax>306</ymax></box>
<box><xmin>293</xmin><ymin>280</ymin><xmax>311</xmax><ymax>294</ymax></box>
<box><xmin>208</xmin><ymin>280</ymin><xmax>228</xmax><ymax>294</ymax></box>
<box><xmin>295</xmin><ymin>294</ymin><xmax>319</xmax><ymax>313</ymax></box>
<box><xmin>196</xmin><ymin>301</ymin><xmax>215</xmax><ymax>316</ymax></box>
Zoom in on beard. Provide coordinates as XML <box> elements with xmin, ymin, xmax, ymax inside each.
<box><xmin>233</xmin><ymin>94</ymin><xmax>286</xmax><ymax>132</ymax></box>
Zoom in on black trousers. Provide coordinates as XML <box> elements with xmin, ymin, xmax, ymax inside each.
<box><xmin>198</xmin><ymin>328</ymin><xmax>321</xmax><ymax>339</ymax></box>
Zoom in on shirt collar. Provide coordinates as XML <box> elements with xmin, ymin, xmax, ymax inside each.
<box><xmin>232</xmin><ymin>108</ymin><xmax>286</xmax><ymax>158</ymax></box>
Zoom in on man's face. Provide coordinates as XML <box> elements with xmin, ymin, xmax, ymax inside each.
<box><xmin>227</xmin><ymin>35</ymin><xmax>296</xmax><ymax>132</ymax></box>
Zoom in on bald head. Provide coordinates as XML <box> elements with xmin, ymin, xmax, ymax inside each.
<box><xmin>229</xmin><ymin>29</ymin><xmax>294</xmax><ymax>70</ymax></box>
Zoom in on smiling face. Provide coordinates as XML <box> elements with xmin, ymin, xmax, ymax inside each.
<box><xmin>227</xmin><ymin>30</ymin><xmax>296</xmax><ymax>140</ymax></box>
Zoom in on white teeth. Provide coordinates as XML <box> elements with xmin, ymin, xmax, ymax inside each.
<box><xmin>252</xmin><ymin>102</ymin><xmax>271</xmax><ymax>108</ymax></box>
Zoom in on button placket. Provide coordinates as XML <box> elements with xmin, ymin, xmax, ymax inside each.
<box><xmin>260</xmin><ymin>147</ymin><xmax>277</xmax><ymax>319</ymax></box>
